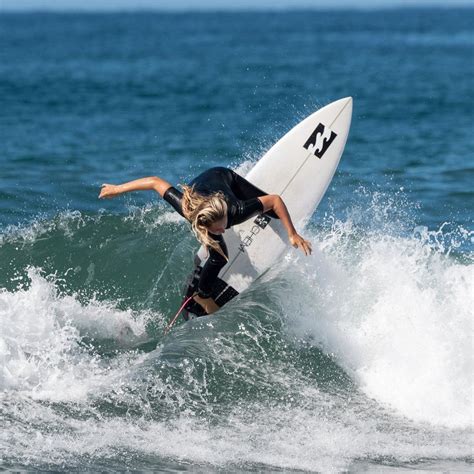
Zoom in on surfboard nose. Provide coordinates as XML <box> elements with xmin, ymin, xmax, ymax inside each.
<box><xmin>332</xmin><ymin>97</ymin><xmax>353</xmax><ymax>115</ymax></box>
<box><xmin>339</xmin><ymin>96</ymin><xmax>353</xmax><ymax>117</ymax></box>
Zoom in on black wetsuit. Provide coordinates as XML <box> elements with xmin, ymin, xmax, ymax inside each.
<box><xmin>163</xmin><ymin>167</ymin><xmax>275</xmax><ymax>302</ymax></box>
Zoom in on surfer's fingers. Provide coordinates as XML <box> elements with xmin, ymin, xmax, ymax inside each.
<box><xmin>301</xmin><ymin>240</ymin><xmax>311</xmax><ymax>256</ymax></box>
<box><xmin>298</xmin><ymin>241</ymin><xmax>308</xmax><ymax>255</ymax></box>
<box><xmin>99</xmin><ymin>184</ymin><xmax>116</xmax><ymax>199</ymax></box>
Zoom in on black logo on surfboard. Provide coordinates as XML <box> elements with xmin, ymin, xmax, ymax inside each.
<box><xmin>303</xmin><ymin>123</ymin><xmax>337</xmax><ymax>159</ymax></box>
<box><xmin>238</xmin><ymin>215</ymin><xmax>271</xmax><ymax>253</ymax></box>
<box><xmin>254</xmin><ymin>214</ymin><xmax>271</xmax><ymax>229</ymax></box>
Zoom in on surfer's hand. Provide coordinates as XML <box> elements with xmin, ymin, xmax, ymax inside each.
<box><xmin>193</xmin><ymin>295</ymin><xmax>220</xmax><ymax>315</ymax></box>
<box><xmin>99</xmin><ymin>184</ymin><xmax>120</xmax><ymax>199</ymax></box>
<box><xmin>289</xmin><ymin>233</ymin><xmax>312</xmax><ymax>256</ymax></box>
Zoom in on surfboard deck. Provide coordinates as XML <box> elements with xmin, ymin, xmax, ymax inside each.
<box><xmin>183</xmin><ymin>97</ymin><xmax>353</xmax><ymax>318</ymax></box>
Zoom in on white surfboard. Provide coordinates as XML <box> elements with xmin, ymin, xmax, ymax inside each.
<box><xmin>187</xmin><ymin>97</ymin><xmax>353</xmax><ymax>313</ymax></box>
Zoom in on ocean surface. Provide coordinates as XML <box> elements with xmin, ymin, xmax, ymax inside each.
<box><xmin>1</xmin><ymin>8</ymin><xmax>473</xmax><ymax>472</ymax></box>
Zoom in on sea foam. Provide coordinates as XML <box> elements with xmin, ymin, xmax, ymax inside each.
<box><xmin>0</xmin><ymin>268</ymin><xmax>150</xmax><ymax>399</ymax></box>
<box><xmin>282</xmin><ymin>212</ymin><xmax>473</xmax><ymax>428</ymax></box>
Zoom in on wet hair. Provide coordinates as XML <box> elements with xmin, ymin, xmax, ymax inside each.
<box><xmin>181</xmin><ymin>185</ymin><xmax>228</xmax><ymax>259</ymax></box>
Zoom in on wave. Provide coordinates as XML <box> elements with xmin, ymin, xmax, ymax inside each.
<box><xmin>0</xmin><ymin>187</ymin><xmax>472</xmax><ymax>470</ymax></box>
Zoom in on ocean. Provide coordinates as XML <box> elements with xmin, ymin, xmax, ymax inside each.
<box><xmin>0</xmin><ymin>8</ymin><xmax>473</xmax><ymax>472</ymax></box>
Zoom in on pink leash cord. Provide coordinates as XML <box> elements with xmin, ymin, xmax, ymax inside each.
<box><xmin>164</xmin><ymin>295</ymin><xmax>194</xmax><ymax>335</ymax></box>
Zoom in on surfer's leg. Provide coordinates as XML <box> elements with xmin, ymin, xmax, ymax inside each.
<box><xmin>186</xmin><ymin>234</ymin><xmax>230</xmax><ymax>314</ymax></box>
<box><xmin>197</xmin><ymin>235</ymin><xmax>228</xmax><ymax>298</ymax></box>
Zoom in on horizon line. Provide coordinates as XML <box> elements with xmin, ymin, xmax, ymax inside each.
<box><xmin>1</xmin><ymin>4</ymin><xmax>473</xmax><ymax>13</ymax></box>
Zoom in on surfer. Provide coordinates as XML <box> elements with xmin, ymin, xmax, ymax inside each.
<box><xmin>99</xmin><ymin>167</ymin><xmax>311</xmax><ymax>314</ymax></box>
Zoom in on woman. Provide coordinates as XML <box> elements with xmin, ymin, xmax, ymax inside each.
<box><xmin>99</xmin><ymin>167</ymin><xmax>311</xmax><ymax>315</ymax></box>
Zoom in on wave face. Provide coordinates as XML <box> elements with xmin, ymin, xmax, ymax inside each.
<box><xmin>1</xmin><ymin>190</ymin><xmax>472</xmax><ymax>471</ymax></box>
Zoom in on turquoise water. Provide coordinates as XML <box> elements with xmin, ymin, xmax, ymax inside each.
<box><xmin>1</xmin><ymin>9</ymin><xmax>473</xmax><ymax>472</ymax></box>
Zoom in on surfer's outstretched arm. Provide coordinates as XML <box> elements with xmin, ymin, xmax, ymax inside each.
<box><xmin>258</xmin><ymin>195</ymin><xmax>312</xmax><ymax>256</ymax></box>
<box><xmin>99</xmin><ymin>176</ymin><xmax>172</xmax><ymax>199</ymax></box>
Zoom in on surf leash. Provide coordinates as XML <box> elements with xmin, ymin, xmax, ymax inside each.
<box><xmin>164</xmin><ymin>294</ymin><xmax>194</xmax><ymax>335</ymax></box>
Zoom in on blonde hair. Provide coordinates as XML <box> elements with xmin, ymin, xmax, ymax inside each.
<box><xmin>181</xmin><ymin>185</ymin><xmax>228</xmax><ymax>259</ymax></box>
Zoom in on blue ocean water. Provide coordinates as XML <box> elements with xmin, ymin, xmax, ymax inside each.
<box><xmin>0</xmin><ymin>8</ymin><xmax>473</xmax><ymax>472</ymax></box>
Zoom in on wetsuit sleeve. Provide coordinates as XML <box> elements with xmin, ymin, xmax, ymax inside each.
<box><xmin>230</xmin><ymin>198</ymin><xmax>265</xmax><ymax>227</ymax></box>
<box><xmin>162</xmin><ymin>186</ymin><xmax>184</xmax><ymax>217</ymax></box>
<box><xmin>197</xmin><ymin>235</ymin><xmax>228</xmax><ymax>298</ymax></box>
<box><xmin>228</xmin><ymin>169</ymin><xmax>278</xmax><ymax>220</ymax></box>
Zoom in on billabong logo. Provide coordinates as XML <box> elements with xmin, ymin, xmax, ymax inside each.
<box><xmin>303</xmin><ymin>123</ymin><xmax>337</xmax><ymax>158</ymax></box>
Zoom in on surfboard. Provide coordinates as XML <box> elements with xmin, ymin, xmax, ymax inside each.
<box><xmin>183</xmin><ymin>97</ymin><xmax>353</xmax><ymax>317</ymax></box>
